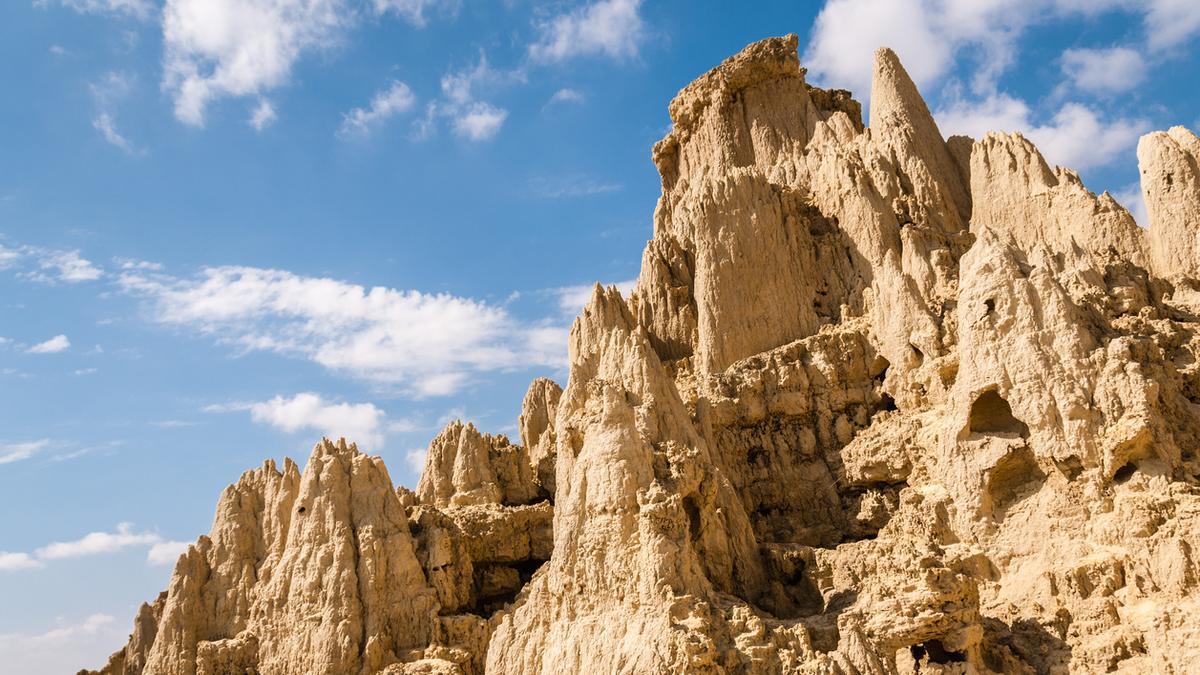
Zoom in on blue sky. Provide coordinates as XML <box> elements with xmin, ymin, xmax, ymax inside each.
<box><xmin>1</xmin><ymin>0</ymin><xmax>1197</xmax><ymax>671</ymax></box>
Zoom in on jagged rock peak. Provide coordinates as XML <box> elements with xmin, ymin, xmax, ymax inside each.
<box><xmin>93</xmin><ymin>36</ymin><xmax>1200</xmax><ymax>675</ymax></box>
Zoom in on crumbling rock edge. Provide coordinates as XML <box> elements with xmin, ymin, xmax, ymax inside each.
<box><xmin>89</xmin><ymin>34</ymin><xmax>1200</xmax><ymax>675</ymax></box>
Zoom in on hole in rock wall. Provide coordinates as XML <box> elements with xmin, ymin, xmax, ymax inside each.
<box><xmin>1113</xmin><ymin>461</ymin><xmax>1137</xmax><ymax>483</ymax></box>
<box><xmin>984</xmin><ymin>298</ymin><xmax>996</xmax><ymax>318</ymax></box>
<box><xmin>297</xmin><ymin>507</ymin><xmax>306</xmax><ymax>514</ymax></box>
<box><xmin>911</xmin><ymin>639</ymin><xmax>967</xmax><ymax>665</ymax></box>
<box><xmin>969</xmin><ymin>390</ymin><xmax>1030</xmax><ymax>437</ymax></box>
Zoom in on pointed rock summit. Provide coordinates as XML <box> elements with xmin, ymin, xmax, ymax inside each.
<box><xmin>91</xmin><ymin>36</ymin><xmax>1200</xmax><ymax>674</ymax></box>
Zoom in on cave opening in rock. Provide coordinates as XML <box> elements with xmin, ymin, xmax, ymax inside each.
<box><xmin>969</xmin><ymin>389</ymin><xmax>1029</xmax><ymax>437</ymax></box>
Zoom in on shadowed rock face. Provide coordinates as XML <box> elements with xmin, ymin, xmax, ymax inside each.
<box><xmin>90</xmin><ymin>35</ymin><xmax>1200</xmax><ymax>675</ymax></box>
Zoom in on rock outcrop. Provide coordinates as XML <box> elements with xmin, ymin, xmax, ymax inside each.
<box><xmin>90</xmin><ymin>35</ymin><xmax>1200</xmax><ymax>674</ymax></box>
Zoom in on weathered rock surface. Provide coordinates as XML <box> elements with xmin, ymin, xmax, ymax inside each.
<box><xmin>91</xmin><ymin>35</ymin><xmax>1200</xmax><ymax>674</ymax></box>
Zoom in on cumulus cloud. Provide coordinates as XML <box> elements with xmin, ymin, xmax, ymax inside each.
<box><xmin>38</xmin><ymin>250</ymin><xmax>104</xmax><ymax>283</ymax></box>
<box><xmin>338</xmin><ymin>80</ymin><xmax>417</xmax><ymax>137</ymax></box>
<box><xmin>452</xmin><ymin>102</ymin><xmax>507</xmax><ymax>141</ymax></box>
<box><xmin>242</xmin><ymin>392</ymin><xmax>387</xmax><ymax>448</ymax></box>
<box><xmin>529</xmin><ymin>0</ymin><xmax>646</xmax><ymax>63</ymax></box>
<box><xmin>935</xmin><ymin>95</ymin><xmax>1149</xmax><ymax>170</ymax></box>
<box><xmin>421</xmin><ymin>52</ymin><xmax>522</xmax><ymax>141</ymax></box>
<box><xmin>1061</xmin><ymin>46</ymin><xmax>1146</xmax><ymax>94</ymax></box>
<box><xmin>27</xmin><ymin>335</ymin><xmax>71</xmax><ymax>354</ymax></box>
<box><xmin>1143</xmin><ymin>0</ymin><xmax>1200</xmax><ymax>50</ymax></box>
<box><xmin>803</xmin><ymin>0</ymin><xmax>1183</xmax><ymax>103</ymax></box>
<box><xmin>162</xmin><ymin>0</ymin><xmax>353</xmax><ymax>126</ymax></box>
<box><xmin>119</xmin><ymin>265</ymin><xmax>563</xmax><ymax>396</ymax></box>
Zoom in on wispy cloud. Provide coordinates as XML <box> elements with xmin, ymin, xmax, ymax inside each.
<box><xmin>373</xmin><ymin>0</ymin><xmax>460</xmax><ymax>28</ymax></box>
<box><xmin>90</xmin><ymin>71</ymin><xmax>138</xmax><ymax>153</ymax></box>
<box><xmin>27</xmin><ymin>335</ymin><xmax>71</xmax><ymax>355</ymax></box>
<box><xmin>35</xmin><ymin>0</ymin><xmax>154</xmax><ymax>19</ymax></box>
<box><xmin>249</xmin><ymin>99</ymin><xmax>277</xmax><ymax>131</ymax></box>
<box><xmin>146</xmin><ymin>541</ymin><xmax>190</xmax><ymax>566</ymax></box>
<box><xmin>546</xmin><ymin>87</ymin><xmax>585</xmax><ymax>106</ymax></box>
<box><xmin>338</xmin><ymin>80</ymin><xmax>417</xmax><ymax>138</ymax></box>
<box><xmin>529</xmin><ymin>174</ymin><xmax>621</xmax><ymax>198</ymax></box>
<box><xmin>0</xmin><ymin>613</ymin><xmax>123</xmax><ymax>675</ymax></box>
<box><xmin>119</xmin><ymin>265</ymin><xmax>564</xmax><ymax>396</ymax></box>
<box><xmin>529</xmin><ymin>0</ymin><xmax>646</xmax><ymax>63</ymax></box>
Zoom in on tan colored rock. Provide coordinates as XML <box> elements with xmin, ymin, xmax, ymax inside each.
<box><xmin>417</xmin><ymin>421</ymin><xmax>540</xmax><ymax>508</ymax></box>
<box><xmin>1139</xmin><ymin>126</ymin><xmax>1200</xmax><ymax>281</ymax></box>
<box><xmin>94</xmin><ymin>35</ymin><xmax>1200</xmax><ymax>675</ymax></box>
<box><xmin>518</xmin><ymin>378</ymin><xmax>562</xmax><ymax>494</ymax></box>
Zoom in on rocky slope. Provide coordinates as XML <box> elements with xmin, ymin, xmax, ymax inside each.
<box><xmin>88</xmin><ymin>35</ymin><xmax>1200</xmax><ymax>674</ymax></box>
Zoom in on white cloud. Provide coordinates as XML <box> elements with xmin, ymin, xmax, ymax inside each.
<box><xmin>935</xmin><ymin>95</ymin><xmax>1148</xmax><ymax>170</ymax></box>
<box><xmin>119</xmin><ymin>265</ymin><xmax>562</xmax><ymax>395</ymax></box>
<box><xmin>546</xmin><ymin>88</ymin><xmax>585</xmax><ymax>106</ymax></box>
<box><xmin>146</xmin><ymin>540</ymin><xmax>190</xmax><ymax>565</ymax></box>
<box><xmin>162</xmin><ymin>0</ymin><xmax>353</xmax><ymax>126</ymax></box>
<box><xmin>372</xmin><ymin>0</ymin><xmax>459</xmax><ymax>27</ymax></box>
<box><xmin>247</xmin><ymin>392</ymin><xmax>387</xmax><ymax>448</ymax></box>
<box><xmin>36</xmin><ymin>0</ymin><xmax>154</xmax><ymax>19</ymax></box>
<box><xmin>93</xmin><ymin>113</ymin><xmax>134</xmax><ymax>152</ymax></box>
<box><xmin>36</xmin><ymin>522</ymin><xmax>161</xmax><ymax>560</ymax></box>
<box><xmin>529</xmin><ymin>0</ymin><xmax>646</xmax><ymax>63</ymax></box>
<box><xmin>452</xmin><ymin>102</ymin><xmax>507</xmax><ymax>141</ymax></box>
<box><xmin>1144</xmin><ymin>0</ymin><xmax>1200</xmax><ymax>50</ymax></box>
<box><xmin>0</xmin><ymin>245</ymin><xmax>21</xmax><ymax>269</ymax></box>
<box><xmin>0</xmin><ymin>552</ymin><xmax>44</xmax><ymax>572</ymax></box>
<box><xmin>803</xmin><ymin>0</ymin><xmax>1170</xmax><ymax>102</ymax></box>
<box><xmin>555</xmin><ymin>279</ymin><xmax>636</xmax><ymax>316</ymax></box>
<box><xmin>338</xmin><ymin>80</ymin><xmax>417</xmax><ymax>137</ymax></box>
<box><xmin>37</xmin><ymin>250</ymin><xmax>104</xmax><ymax>283</ymax></box>
<box><xmin>529</xmin><ymin>174</ymin><xmax>621</xmax><ymax>198</ymax></box>
<box><xmin>249</xmin><ymin>99</ymin><xmax>277</xmax><ymax>131</ymax></box>
<box><xmin>90</xmin><ymin>71</ymin><xmax>137</xmax><ymax>153</ymax></box>
<box><xmin>0</xmin><ymin>613</ymin><xmax>122</xmax><ymax>675</ymax></box>
<box><xmin>0</xmin><ymin>440</ymin><xmax>50</xmax><ymax>465</ymax></box>
<box><xmin>405</xmin><ymin>447</ymin><xmax>427</xmax><ymax>474</ymax></box>
<box><xmin>116</xmin><ymin>258</ymin><xmax>163</xmax><ymax>271</ymax></box>
<box><xmin>1061</xmin><ymin>46</ymin><xmax>1145</xmax><ymax>94</ymax></box>
<box><xmin>74</xmin><ymin>368</ymin><xmax>99</xmax><ymax>376</ymax></box>
<box><xmin>27</xmin><ymin>335</ymin><xmax>71</xmax><ymax>354</ymax></box>
<box><xmin>429</xmin><ymin>52</ymin><xmax>521</xmax><ymax>142</ymax></box>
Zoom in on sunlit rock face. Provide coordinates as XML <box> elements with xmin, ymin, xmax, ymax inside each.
<box><xmin>91</xmin><ymin>35</ymin><xmax>1200</xmax><ymax>675</ymax></box>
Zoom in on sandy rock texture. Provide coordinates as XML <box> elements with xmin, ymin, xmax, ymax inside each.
<box><xmin>89</xmin><ymin>35</ymin><xmax>1199</xmax><ymax>674</ymax></box>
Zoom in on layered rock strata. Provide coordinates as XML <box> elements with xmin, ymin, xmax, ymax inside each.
<box><xmin>91</xmin><ymin>35</ymin><xmax>1200</xmax><ymax>674</ymax></box>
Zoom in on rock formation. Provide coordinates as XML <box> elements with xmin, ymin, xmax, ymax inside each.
<box><xmin>89</xmin><ymin>35</ymin><xmax>1200</xmax><ymax>674</ymax></box>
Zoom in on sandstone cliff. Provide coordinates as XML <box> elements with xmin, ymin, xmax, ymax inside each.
<box><xmin>89</xmin><ymin>35</ymin><xmax>1200</xmax><ymax>674</ymax></box>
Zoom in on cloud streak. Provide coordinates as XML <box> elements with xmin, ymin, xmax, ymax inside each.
<box><xmin>119</xmin><ymin>265</ymin><xmax>564</xmax><ymax>396</ymax></box>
